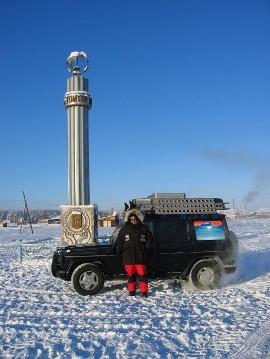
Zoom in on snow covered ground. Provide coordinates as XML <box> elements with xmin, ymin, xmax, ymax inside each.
<box><xmin>0</xmin><ymin>218</ymin><xmax>270</xmax><ymax>359</ymax></box>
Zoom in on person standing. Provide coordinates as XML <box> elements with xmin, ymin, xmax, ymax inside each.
<box><xmin>116</xmin><ymin>209</ymin><xmax>153</xmax><ymax>298</ymax></box>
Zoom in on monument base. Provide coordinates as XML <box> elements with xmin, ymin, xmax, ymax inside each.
<box><xmin>60</xmin><ymin>204</ymin><xmax>98</xmax><ymax>246</ymax></box>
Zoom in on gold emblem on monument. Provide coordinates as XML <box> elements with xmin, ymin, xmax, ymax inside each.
<box><xmin>71</xmin><ymin>213</ymin><xmax>83</xmax><ymax>229</ymax></box>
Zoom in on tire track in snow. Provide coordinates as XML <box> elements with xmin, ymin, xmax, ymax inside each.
<box><xmin>230</xmin><ymin>320</ymin><xmax>270</xmax><ymax>359</ymax></box>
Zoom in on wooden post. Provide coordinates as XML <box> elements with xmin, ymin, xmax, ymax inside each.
<box><xmin>22</xmin><ymin>191</ymin><xmax>33</xmax><ymax>234</ymax></box>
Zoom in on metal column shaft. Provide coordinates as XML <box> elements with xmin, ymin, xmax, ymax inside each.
<box><xmin>65</xmin><ymin>76</ymin><xmax>92</xmax><ymax>206</ymax></box>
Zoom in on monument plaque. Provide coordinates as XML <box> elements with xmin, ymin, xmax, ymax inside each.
<box><xmin>61</xmin><ymin>205</ymin><xmax>97</xmax><ymax>246</ymax></box>
<box><xmin>71</xmin><ymin>213</ymin><xmax>83</xmax><ymax>230</ymax></box>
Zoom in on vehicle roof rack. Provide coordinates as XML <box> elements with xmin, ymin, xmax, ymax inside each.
<box><xmin>126</xmin><ymin>193</ymin><xmax>228</xmax><ymax>214</ymax></box>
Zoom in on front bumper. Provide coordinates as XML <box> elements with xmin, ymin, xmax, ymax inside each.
<box><xmin>51</xmin><ymin>263</ymin><xmax>69</xmax><ymax>280</ymax></box>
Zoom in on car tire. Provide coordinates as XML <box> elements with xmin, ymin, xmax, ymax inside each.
<box><xmin>71</xmin><ymin>263</ymin><xmax>104</xmax><ymax>296</ymax></box>
<box><xmin>190</xmin><ymin>260</ymin><xmax>221</xmax><ymax>290</ymax></box>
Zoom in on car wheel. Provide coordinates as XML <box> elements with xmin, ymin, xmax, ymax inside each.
<box><xmin>190</xmin><ymin>260</ymin><xmax>221</xmax><ymax>290</ymax></box>
<box><xmin>71</xmin><ymin>263</ymin><xmax>104</xmax><ymax>296</ymax></box>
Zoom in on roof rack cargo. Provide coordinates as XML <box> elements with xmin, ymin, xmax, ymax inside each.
<box><xmin>126</xmin><ymin>193</ymin><xmax>228</xmax><ymax>214</ymax></box>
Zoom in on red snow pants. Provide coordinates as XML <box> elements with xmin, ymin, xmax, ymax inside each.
<box><xmin>124</xmin><ymin>264</ymin><xmax>148</xmax><ymax>293</ymax></box>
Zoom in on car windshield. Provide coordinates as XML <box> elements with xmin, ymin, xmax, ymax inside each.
<box><xmin>110</xmin><ymin>220</ymin><xmax>125</xmax><ymax>244</ymax></box>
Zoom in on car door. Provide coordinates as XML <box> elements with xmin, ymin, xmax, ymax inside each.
<box><xmin>143</xmin><ymin>219</ymin><xmax>158</xmax><ymax>275</ymax></box>
<box><xmin>156</xmin><ymin>215</ymin><xmax>192</xmax><ymax>273</ymax></box>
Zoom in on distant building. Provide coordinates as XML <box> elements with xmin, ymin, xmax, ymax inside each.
<box><xmin>47</xmin><ymin>216</ymin><xmax>61</xmax><ymax>224</ymax></box>
<box><xmin>98</xmin><ymin>215</ymin><xmax>119</xmax><ymax>227</ymax></box>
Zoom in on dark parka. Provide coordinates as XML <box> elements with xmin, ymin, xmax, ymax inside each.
<box><xmin>116</xmin><ymin>209</ymin><xmax>153</xmax><ymax>265</ymax></box>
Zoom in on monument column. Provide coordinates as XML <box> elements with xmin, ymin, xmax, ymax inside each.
<box><xmin>64</xmin><ymin>64</ymin><xmax>92</xmax><ymax>205</ymax></box>
<box><xmin>61</xmin><ymin>51</ymin><xmax>97</xmax><ymax>246</ymax></box>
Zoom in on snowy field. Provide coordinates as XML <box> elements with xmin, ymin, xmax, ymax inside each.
<box><xmin>0</xmin><ymin>218</ymin><xmax>270</xmax><ymax>359</ymax></box>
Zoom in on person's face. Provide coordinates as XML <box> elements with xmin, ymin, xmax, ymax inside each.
<box><xmin>130</xmin><ymin>217</ymin><xmax>137</xmax><ymax>224</ymax></box>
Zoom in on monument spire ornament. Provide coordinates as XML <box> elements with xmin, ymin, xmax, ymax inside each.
<box><xmin>61</xmin><ymin>51</ymin><xmax>97</xmax><ymax>246</ymax></box>
<box><xmin>66</xmin><ymin>51</ymin><xmax>89</xmax><ymax>75</ymax></box>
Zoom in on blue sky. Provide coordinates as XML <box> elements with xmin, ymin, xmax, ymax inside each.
<box><xmin>1</xmin><ymin>0</ymin><xmax>269</xmax><ymax>211</ymax></box>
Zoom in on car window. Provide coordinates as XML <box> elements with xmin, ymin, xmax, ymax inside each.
<box><xmin>110</xmin><ymin>221</ymin><xmax>125</xmax><ymax>243</ymax></box>
<box><xmin>158</xmin><ymin>216</ymin><xmax>188</xmax><ymax>244</ymax></box>
<box><xmin>193</xmin><ymin>220</ymin><xmax>225</xmax><ymax>241</ymax></box>
<box><xmin>143</xmin><ymin>221</ymin><xmax>154</xmax><ymax>234</ymax></box>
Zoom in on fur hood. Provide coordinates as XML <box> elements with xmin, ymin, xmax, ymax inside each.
<box><xmin>124</xmin><ymin>209</ymin><xmax>144</xmax><ymax>223</ymax></box>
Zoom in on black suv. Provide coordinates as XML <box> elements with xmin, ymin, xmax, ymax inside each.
<box><xmin>52</xmin><ymin>194</ymin><xmax>238</xmax><ymax>296</ymax></box>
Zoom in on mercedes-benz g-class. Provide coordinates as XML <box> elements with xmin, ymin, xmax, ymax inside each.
<box><xmin>52</xmin><ymin>193</ymin><xmax>238</xmax><ymax>296</ymax></box>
